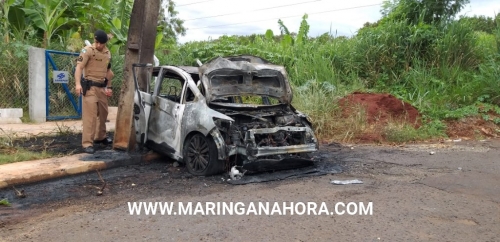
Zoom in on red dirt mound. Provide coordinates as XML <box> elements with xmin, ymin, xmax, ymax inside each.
<box><xmin>339</xmin><ymin>92</ymin><xmax>421</xmax><ymax>128</ymax></box>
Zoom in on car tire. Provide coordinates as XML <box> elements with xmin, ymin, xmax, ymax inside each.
<box><xmin>183</xmin><ymin>133</ymin><xmax>222</xmax><ymax>176</ymax></box>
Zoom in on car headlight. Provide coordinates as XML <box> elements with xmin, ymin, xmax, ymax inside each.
<box><xmin>213</xmin><ymin>117</ymin><xmax>232</xmax><ymax>131</ymax></box>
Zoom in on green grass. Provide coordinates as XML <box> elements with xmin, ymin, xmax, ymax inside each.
<box><xmin>383</xmin><ymin>120</ymin><xmax>447</xmax><ymax>143</ymax></box>
<box><xmin>0</xmin><ymin>129</ymin><xmax>72</xmax><ymax>165</ymax></box>
<box><xmin>0</xmin><ymin>198</ymin><xmax>11</xmax><ymax>207</ymax></box>
<box><xmin>0</xmin><ymin>146</ymin><xmax>54</xmax><ymax>165</ymax></box>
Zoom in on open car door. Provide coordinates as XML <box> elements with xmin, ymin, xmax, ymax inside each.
<box><xmin>145</xmin><ymin>66</ymin><xmax>189</xmax><ymax>157</ymax></box>
<box><xmin>132</xmin><ymin>63</ymin><xmax>154</xmax><ymax>145</ymax></box>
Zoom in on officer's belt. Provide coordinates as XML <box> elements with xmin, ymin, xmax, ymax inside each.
<box><xmin>85</xmin><ymin>79</ymin><xmax>107</xmax><ymax>88</ymax></box>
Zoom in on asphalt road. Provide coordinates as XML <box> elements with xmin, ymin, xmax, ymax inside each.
<box><xmin>1</xmin><ymin>140</ymin><xmax>499</xmax><ymax>241</ymax></box>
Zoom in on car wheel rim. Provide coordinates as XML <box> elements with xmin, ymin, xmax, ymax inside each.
<box><xmin>187</xmin><ymin>135</ymin><xmax>209</xmax><ymax>172</ymax></box>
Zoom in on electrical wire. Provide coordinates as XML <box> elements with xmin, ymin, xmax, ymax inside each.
<box><xmin>177</xmin><ymin>0</ymin><xmax>215</xmax><ymax>7</ymax></box>
<box><xmin>184</xmin><ymin>0</ymin><xmax>321</xmax><ymax>22</ymax></box>
<box><xmin>188</xmin><ymin>3</ymin><xmax>382</xmax><ymax>30</ymax></box>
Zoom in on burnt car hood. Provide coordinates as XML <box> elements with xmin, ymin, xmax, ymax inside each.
<box><xmin>199</xmin><ymin>55</ymin><xmax>293</xmax><ymax>104</ymax></box>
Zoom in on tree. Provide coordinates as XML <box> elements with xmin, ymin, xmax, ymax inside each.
<box><xmin>382</xmin><ymin>0</ymin><xmax>470</xmax><ymax>25</ymax></box>
<box><xmin>108</xmin><ymin>0</ymin><xmax>133</xmax><ymax>54</ymax></box>
<box><xmin>459</xmin><ymin>14</ymin><xmax>500</xmax><ymax>34</ymax></box>
<box><xmin>158</xmin><ymin>0</ymin><xmax>186</xmax><ymax>46</ymax></box>
<box><xmin>276</xmin><ymin>14</ymin><xmax>310</xmax><ymax>47</ymax></box>
<box><xmin>65</xmin><ymin>0</ymin><xmax>116</xmax><ymax>38</ymax></box>
<box><xmin>0</xmin><ymin>0</ymin><xmax>24</xmax><ymax>42</ymax></box>
<box><xmin>1</xmin><ymin>0</ymin><xmax>186</xmax><ymax>51</ymax></box>
<box><xmin>21</xmin><ymin>0</ymin><xmax>75</xmax><ymax>48</ymax></box>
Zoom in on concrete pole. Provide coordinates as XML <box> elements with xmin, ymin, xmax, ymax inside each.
<box><xmin>113</xmin><ymin>0</ymin><xmax>160</xmax><ymax>151</ymax></box>
<box><xmin>28</xmin><ymin>47</ymin><xmax>47</xmax><ymax>123</ymax></box>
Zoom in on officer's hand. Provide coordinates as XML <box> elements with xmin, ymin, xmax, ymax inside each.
<box><xmin>105</xmin><ymin>88</ymin><xmax>112</xmax><ymax>97</ymax></box>
<box><xmin>75</xmin><ymin>84</ymin><xmax>82</xmax><ymax>97</ymax></box>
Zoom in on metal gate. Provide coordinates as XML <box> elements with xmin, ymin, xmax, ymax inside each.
<box><xmin>45</xmin><ymin>50</ymin><xmax>81</xmax><ymax>120</ymax></box>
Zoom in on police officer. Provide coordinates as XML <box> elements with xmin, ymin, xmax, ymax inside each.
<box><xmin>74</xmin><ymin>30</ymin><xmax>114</xmax><ymax>154</ymax></box>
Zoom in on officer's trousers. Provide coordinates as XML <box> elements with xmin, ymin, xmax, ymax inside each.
<box><xmin>81</xmin><ymin>86</ymin><xmax>108</xmax><ymax>148</ymax></box>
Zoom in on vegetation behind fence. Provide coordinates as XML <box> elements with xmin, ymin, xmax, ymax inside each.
<box><xmin>0</xmin><ymin>43</ymin><xmax>30</xmax><ymax>110</ymax></box>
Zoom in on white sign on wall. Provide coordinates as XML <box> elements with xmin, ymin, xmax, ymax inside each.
<box><xmin>53</xmin><ymin>71</ymin><xmax>69</xmax><ymax>83</ymax></box>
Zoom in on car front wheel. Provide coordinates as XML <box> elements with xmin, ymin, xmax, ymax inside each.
<box><xmin>183</xmin><ymin>133</ymin><xmax>222</xmax><ymax>176</ymax></box>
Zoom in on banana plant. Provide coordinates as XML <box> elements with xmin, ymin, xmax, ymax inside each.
<box><xmin>113</xmin><ymin>0</ymin><xmax>131</xmax><ymax>31</ymax></box>
<box><xmin>277</xmin><ymin>14</ymin><xmax>310</xmax><ymax>47</ymax></box>
<box><xmin>7</xmin><ymin>5</ymin><xmax>29</xmax><ymax>42</ymax></box>
<box><xmin>296</xmin><ymin>14</ymin><xmax>310</xmax><ymax>46</ymax></box>
<box><xmin>108</xmin><ymin>0</ymin><xmax>133</xmax><ymax>54</ymax></box>
<box><xmin>108</xmin><ymin>17</ymin><xmax>127</xmax><ymax>54</ymax></box>
<box><xmin>0</xmin><ymin>0</ymin><xmax>24</xmax><ymax>42</ymax></box>
<box><xmin>21</xmin><ymin>0</ymin><xmax>72</xmax><ymax>47</ymax></box>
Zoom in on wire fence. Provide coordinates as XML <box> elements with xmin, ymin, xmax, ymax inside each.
<box><xmin>0</xmin><ymin>49</ymin><xmax>124</xmax><ymax>120</ymax></box>
<box><xmin>0</xmin><ymin>59</ymin><xmax>30</xmax><ymax>111</ymax></box>
<box><xmin>47</xmin><ymin>51</ymin><xmax>80</xmax><ymax>118</ymax></box>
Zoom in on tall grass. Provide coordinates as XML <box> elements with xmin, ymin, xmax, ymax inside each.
<box><xmin>293</xmin><ymin>79</ymin><xmax>339</xmax><ymax>140</ymax></box>
<box><xmin>156</xmin><ymin>17</ymin><xmax>500</xmax><ymax>141</ymax></box>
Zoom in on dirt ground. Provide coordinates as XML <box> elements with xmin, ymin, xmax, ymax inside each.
<box><xmin>339</xmin><ymin>92</ymin><xmax>500</xmax><ymax>142</ymax></box>
<box><xmin>1</xmin><ymin>139</ymin><xmax>500</xmax><ymax>241</ymax></box>
<box><xmin>6</xmin><ymin>132</ymin><xmax>113</xmax><ymax>157</ymax></box>
<box><xmin>339</xmin><ymin>92</ymin><xmax>421</xmax><ymax>128</ymax></box>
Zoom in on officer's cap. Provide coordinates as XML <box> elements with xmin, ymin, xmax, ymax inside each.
<box><xmin>94</xmin><ymin>30</ymin><xmax>108</xmax><ymax>44</ymax></box>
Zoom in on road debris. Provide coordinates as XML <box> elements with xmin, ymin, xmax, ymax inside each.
<box><xmin>229</xmin><ymin>166</ymin><xmax>246</xmax><ymax>180</ymax></box>
<box><xmin>330</xmin><ymin>179</ymin><xmax>363</xmax><ymax>185</ymax></box>
<box><xmin>228</xmin><ymin>159</ymin><xmax>342</xmax><ymax>185</ymax></box>
<box><xmin>95</xmin><ymin>170</ymin><xmax>107</xmax><ymax>196</ymax></box>
<box><xmin>12</xmin><ymin>186</ymin><xmax>26</xmax><ymax>198</ymax></box>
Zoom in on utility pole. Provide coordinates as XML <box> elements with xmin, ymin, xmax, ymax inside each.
<box><xmin>113</xmin><ymin>0</ymin><xmax>160</xmax><ymax>151</ymax></box>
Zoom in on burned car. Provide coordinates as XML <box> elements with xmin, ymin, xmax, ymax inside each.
<box><xmin>133</xmin><ymin>55</ymin><xmax>318</xmax><ymax>176</ymax></box>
